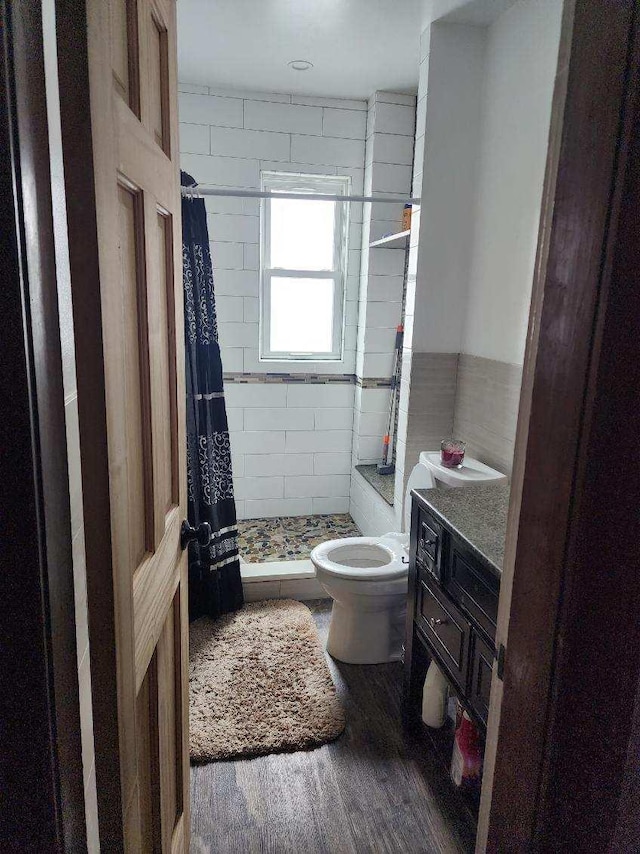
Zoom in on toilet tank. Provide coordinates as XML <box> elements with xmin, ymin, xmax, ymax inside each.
<box><xmin>420</xmin><ymin>451</ymin><xmax>507</xmax><ymax>488</ymax></box>
<box><xmin>403</xmin><ymin>452</ymin><xmax>507</xmax><ymax>532</ymax></box>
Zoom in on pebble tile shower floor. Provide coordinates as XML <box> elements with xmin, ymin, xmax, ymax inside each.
<box><xmin>237</xmin><ymin>514</ymin><xmax>361</xmax><ymax>563</ymax></box>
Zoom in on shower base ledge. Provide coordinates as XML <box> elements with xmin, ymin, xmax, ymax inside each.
<box><xmin>240</xmin><ymin>558</ymin><xmax>315</xmax><ymax>582</ymax></box>
<box><xmin>240</xmin><ymin>558</ymin><xmax>328</xmax><ymax>602</ymax></box>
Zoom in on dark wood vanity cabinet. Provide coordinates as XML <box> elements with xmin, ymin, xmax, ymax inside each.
<box><xmin>404</xmin><ymin>494</ymin><xmax>501</xmax><ymax>732</ymax></box>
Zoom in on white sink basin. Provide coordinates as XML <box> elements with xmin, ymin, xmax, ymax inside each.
<box><xmin>420</xmin><ymin>451</ymin><xmax>507</xmax><ymax>488</ymax></box>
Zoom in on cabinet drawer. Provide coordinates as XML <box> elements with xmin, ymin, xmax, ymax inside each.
<box><xmin>469</xmin><ymin>632</ymin><xmax>494</xmax><ymax>727</ymax></box>
<box><xmin>417</xmin><ymin>574</ymin><xmax>470</xmax><ymax>689</ymax></box>
<box><xmin>447</xmin><ymin>546</ymin><xmax>499</xmax><ymax>640</ymax></box>
<box><xmin>417</xmin><ymin>509</ymin><xmax>443</xmax><ymax>579</ymax></box>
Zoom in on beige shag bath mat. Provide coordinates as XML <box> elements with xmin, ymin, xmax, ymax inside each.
<box><xmin>189</xmin><ymin>599</ymin><xmax>345</xmax><ymax>763</ymax></box>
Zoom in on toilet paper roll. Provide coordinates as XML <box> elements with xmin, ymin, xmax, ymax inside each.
<box><xmin>422</xmin><ymin>660</ymin><xmax>449</xmax><ymax>728</ymax></box>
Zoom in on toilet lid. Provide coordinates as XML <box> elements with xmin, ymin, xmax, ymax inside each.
<box><xmin>310</xmin><ymin>535</ymin><xmax>407</xmax><ymax>581</ymax></box>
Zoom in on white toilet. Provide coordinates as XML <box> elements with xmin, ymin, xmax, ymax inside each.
<box><xmin>311</xmin><ymin>452</ymin><xmax>506</xmax><ymax>664</ymax></box>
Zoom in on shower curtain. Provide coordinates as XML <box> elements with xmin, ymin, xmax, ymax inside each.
<box><xmin>181</xmin><ymin>171</ymin><xmax>244</xmax><ymax>621</ymax></box>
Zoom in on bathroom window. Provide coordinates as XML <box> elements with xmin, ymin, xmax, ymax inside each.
<box><xmin>260</xmin><ymin>171</ymin><xmax>350</xmax><ymax>361</ymax></box>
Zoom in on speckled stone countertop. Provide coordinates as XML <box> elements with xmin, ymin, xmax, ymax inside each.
<box><xmin>356</xmin><ymin>464</ymin><xmax>395</xmax><ymax>506</ymax></box>
<box><xmin>412</xmin><ymin>483</ymin><xmax>510</xmax><ymax>576</ymax></box>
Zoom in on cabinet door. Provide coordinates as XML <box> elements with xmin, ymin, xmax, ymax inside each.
<box><xmin>447</xmin><ymin>542</ymin><xmax>499</xmax><ymax>641</ymax></box>
<box><xmin>417</xmin><ymin>572</ymin><xmax>471</xmax><ymax>691</ymax></box>
<box><xmin>469</xmin><ymin>631</ymin><xmax>494</xmax><ymax>727</ymax></box>
<box><xmin>417</xmin><ymin>507</ymin><xmax>444</xmax><ymax>580</ymax></box>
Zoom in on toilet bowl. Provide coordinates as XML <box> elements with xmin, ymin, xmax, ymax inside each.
<box><xmin>311</xmin><ymin>453</ymin><xmax>506</xmax><ymax>664</ymax></box>
<box><xmin>311</xmin><ymin>459</ymin><xmax>434</xmax><ymax>664</ymax></box>
<box><xmin>312</xmin><ymin>534</ymin><xmax>409</xmax><ymax>664</ymax></box>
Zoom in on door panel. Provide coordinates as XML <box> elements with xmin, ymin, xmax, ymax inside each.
<box><xmin>117</xmin><ymin>182</ymin><xmax>153</xmax><ymax>570</ymax></box>
<box><xmin>147</xmin><ymin>8</ymin><xmax>170</xmax><ymax>153</ymax></box>
<box><xmin>157</xmin><ymin>596</ymin><xmax>182</xmax><ymax>851</ymax></box>
<box><xmin>63</xmin><ymin>0</ymin><xmax>188</xmax><ymax>849</ymax></box>
<box><xmin>136</xmin><ymin>658</ymin><xmax>161</xmax><ymax>852</ymax></box>
<box><xmin>133</xmin><ymin>511</ymin><xmax>182</xmax><ymax>690</ymax></box>
<box><xmin>111</xmin><ymin>0</ymin><xmax>139</xmax><ymax>112</ymax></box>
<box><xmin>149</xmin><ymin>208</ymin><xmax>178</xmax><ymax>526</ymax></box>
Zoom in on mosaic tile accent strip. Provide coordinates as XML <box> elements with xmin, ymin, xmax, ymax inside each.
<box><xmin>357</xmin><ymin>377</ymin><xmax>393</xmax><ymax>388</ymax></box>
<box><xmin>238</xmin><ymin>513</ymin><xmax>361</xmax><ymax>563</ymax></box>
<box><xmin>222</xmin><ymin>372</ymin><xmax>393</xmax><ymax>387</ymax></box>
<box><xmin>223</xmin><ymin>372</ymin><xmax>356</xmax><ymax>384</ymax></box>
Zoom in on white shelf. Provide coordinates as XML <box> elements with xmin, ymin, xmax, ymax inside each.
<box><xmin>369</xmin><ymin>229</ymin><xmax>411</xmax><ymax>248</ymax></box>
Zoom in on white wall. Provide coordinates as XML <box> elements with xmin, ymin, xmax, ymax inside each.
<box><xmin>410</xmin><ymin>1</ymin><xmax>561</xmax><ymax>364</ymax></box>
<box><xmin>411</xmin><ymin>23</ymin><xmax>486</xmax><ymax>354</ymax></box>
<box><xmin>394</xmin><ymin>23</ymin><xmax>486</xmax><ymax>520</ymax></box>
<box><xmin>461</xmin><ymin>0</ymin><xmax>563</xmax><ymax>365</ymax></box>
<box><xmin>397</xmin><ymin>0</ymin><xmax>562</xmax><ymax>492</ymax></box>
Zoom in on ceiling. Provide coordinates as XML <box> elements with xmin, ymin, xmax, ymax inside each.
<box><xmin>177</xmin><ymin>0</ymin><xmax>423</xmax><ymax>100</ymax></box>
<box><xmin>433</xmin><ymin>0</ymin><xmax>520</xmax><ymax>25</ymax></box>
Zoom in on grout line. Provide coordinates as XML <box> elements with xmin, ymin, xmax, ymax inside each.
<box><xmin>180</xmin><ymin>122</ymin><xmax>366</xmax><ymax>143</ymax></box>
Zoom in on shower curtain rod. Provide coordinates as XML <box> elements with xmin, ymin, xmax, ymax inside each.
<box><xmin>181</xmin><ymin>186</ymin><xmax>421</xmax><ymax>205</ymax></box>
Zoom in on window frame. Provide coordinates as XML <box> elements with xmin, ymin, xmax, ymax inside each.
<box><xmin>260</xmin><ymin>171</ymin><xmax>350</xmax><ymax>362</ymax></box>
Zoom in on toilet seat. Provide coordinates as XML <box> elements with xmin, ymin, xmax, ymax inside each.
<box><xmin>311</xmin><ymin>535</ymin><xmax>407</xmax><ymax>581</ymax></box>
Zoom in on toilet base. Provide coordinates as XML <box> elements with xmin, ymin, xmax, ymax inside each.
<box><xmin>326</xmin><ymin>600</ymin><xmax>406</xmax><ymax>664</ymax></box>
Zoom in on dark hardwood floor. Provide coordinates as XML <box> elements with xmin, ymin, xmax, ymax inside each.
<box><xmin>190</xmin><ymin>600</ymin><xmax>477</xmax><ymax>853</ymax></box>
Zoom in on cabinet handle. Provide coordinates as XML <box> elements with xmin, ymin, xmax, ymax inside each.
<box><xmin>429</xmin><ymin>617</ymin><xmax>446</xmax><ymax>629</ymax></box>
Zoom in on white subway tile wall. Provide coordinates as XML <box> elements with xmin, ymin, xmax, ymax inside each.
<box><xmin>285</xmin><ymin>382</ymin><xmax>355</xmax><ymax>408</ymax></box>
<box><xmin>349</xmin><ymin>469</ymin><xmax>399</xmax><ymax>536</ymax></box>
<box><xmin>245</xmin><ymin>497</ymin><xmax>313</xmax><ymax>519</ymax></box>
<box><xmin>179</xmin><ymin>85</ymin><xmax>416</xmax><ymax>518</ymax></box>
<box><xmin>351</xmin><ymin>89</ymin><xmax>416</xmax><ymax>538</ymax></box>
<box><xmin>224</xmin><ymin>380</ymin><xmax>356</xmax><ymax>519</ymax></box>
<box><xmin>179</xmin><ymin>85</ymin><xmax>367</xmax><ymax>380</ymax></box>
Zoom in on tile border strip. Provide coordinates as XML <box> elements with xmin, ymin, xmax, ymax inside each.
<box><xmin>223</xmin><ymin>372</ymin><xmax>356</xmax><ymax>384</ymax></box>
<box><xmin>223</xmin><ymin>371</ymin><xmax>392</xmax><ymax>387</ymax></box>
<box><xmin>358</xmin><ymin>377</ymin><xmax>392</xmax><ymax>388</ymax></box>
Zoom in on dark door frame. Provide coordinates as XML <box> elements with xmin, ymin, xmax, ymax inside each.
<box><xmin>485</xmin><ymin>1</ymin><xmax>640</xmax><ymax>850</ymax></box>
<box><xmin>0</xmin><ymin>1</ymin><xmax>85</xmax><ymax>850</ymax></box>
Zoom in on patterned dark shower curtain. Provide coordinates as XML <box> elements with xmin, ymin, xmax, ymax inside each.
<box><xmin>181</xmin><ymin>171</ymin><xmax>244</xmax><ymax>621</ymax></box>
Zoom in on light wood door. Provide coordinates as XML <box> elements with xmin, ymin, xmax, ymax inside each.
<box><xmin>65</xmin><ymin>0</ymin><xmax>188</xmax><ymax>849</ymax></box>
